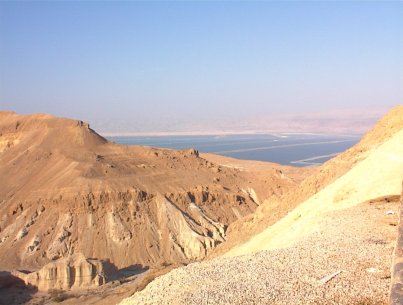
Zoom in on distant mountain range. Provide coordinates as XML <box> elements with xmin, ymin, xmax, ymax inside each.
<box><xmin>92</xmin><ymin>106</ymin><xmax>391</xmax><ymax>136</ymax></box>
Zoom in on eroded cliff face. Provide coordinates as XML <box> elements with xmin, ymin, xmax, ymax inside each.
<box><xmin>0</xmin><ymin>112</ymin><xmax>299</xmax><ymax>271</ymax></box>
<box><xmin>12</xmin><ymin>253</ymin><xmax>106</xmax><ymax>291</ymax></box>
<box><xmin>0</xmin><ymin>187</ymin><xmax>260</xmax><ymax>270</ymax></box>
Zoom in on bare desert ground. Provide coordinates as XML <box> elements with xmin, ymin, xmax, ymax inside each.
<box><xmin>119</xmin><ymin>106</ymin><xmax>403</xmax><ymax>305</ymax></box>
<box><xmin>0</xmin><ymin>106</ymin><xmax>402</xmax><ymax>305</ymax></box>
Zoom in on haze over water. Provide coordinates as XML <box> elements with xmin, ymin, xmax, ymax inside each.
<box><xmin>108</xmin><ymin>133</ymin><xmax>359</xmax><ymax>166</ymax></box>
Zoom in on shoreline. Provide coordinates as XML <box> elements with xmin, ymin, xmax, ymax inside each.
<box><xmin>103</xmin><ymin>131</ymin><xmax>362</xmax><ymax>138</ymax></box>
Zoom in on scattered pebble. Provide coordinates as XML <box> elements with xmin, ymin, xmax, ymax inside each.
<box><xmin>120</xmin><ymin>201</ymin><xmax>396</xmax><ymax>305</ymax></box>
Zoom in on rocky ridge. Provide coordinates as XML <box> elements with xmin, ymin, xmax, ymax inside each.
<box><xmin>0</xmin><ymin>111</ymin><xmax>299</xmax><ymax>273</ymax></box>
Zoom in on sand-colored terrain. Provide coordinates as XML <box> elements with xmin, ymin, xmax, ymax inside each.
<box><xmin>0</xmin><ymin>111</ymin><xmax>300</xmax><ymax>271</ymax></box>
<box><xmin>211</xmin><ymin>105</ymin><xmax>403</xmax><ymax>257</ymax></box>
<box><xmin>119</xmin><ymin>197</ymin><xmax>399</xmax><ymax>305</ymax></box>
<box><xmin>0</xmin><ymin>111</ymin><xmax>309</xmax><ymax>304</ymax></box>
<box><xmin>1</xmin><ymin>106</ymin><xmax>402</xmax><ymax>305</ymax></box>
<box><xmin>119</xmin><ymin>106</ymin><xmax>403</xmax><ymax>305</ymax></box>
<box><xmin>226</xmin><ymin>123</ymin><xmax>403</xmax><ymax>257</ymax></box>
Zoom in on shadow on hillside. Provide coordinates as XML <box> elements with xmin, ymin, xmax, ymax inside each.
<box><xmin>103</xmin><ymin>261</ymin><xmax>149</xmax><ymax>282</ymax></box>
<box><xmin>0</xmin><ymin>271</ymin><xmax>38</xmax><ymax>305</ymax></box>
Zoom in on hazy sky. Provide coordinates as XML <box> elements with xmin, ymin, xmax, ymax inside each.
<box><xmin>0</xmin><ymin>1</ymin><xmax>402</xmax><ymax>132</ymax></box>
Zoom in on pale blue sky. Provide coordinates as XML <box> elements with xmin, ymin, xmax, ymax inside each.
<box><xmin>0</xmin><ymin>1</ymin><xmax>402</xmax><ymax>132</ymax></box>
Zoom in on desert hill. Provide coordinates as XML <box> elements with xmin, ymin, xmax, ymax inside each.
<box><xmin>120</xmin><ymin>105</ymin><xmax>403</xmax><ymax>305</ymax></box>
<box><xmin>211</xmin><ymin>105</ymin><xmax>403</xmax><ymax>256</ymax></box>
<box><xmin>225</xmin><ymin>105</ymin><xmax>403</xmax><ymax>256</ymax></box>
<box><xmin>0</xmin><ymin>111</ymin><xmax>300</xmax><ymax>273</ymax></box>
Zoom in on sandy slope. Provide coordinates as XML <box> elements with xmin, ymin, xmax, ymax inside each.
<box><xmin>119</xmin><ymin>197</ymin><xmax>399</xmax><ymax>305</ymax></box>
<box><xmin>119</xmin><ymin>106</ymin><xmax>403</xmax><ymax>305</ymax></box>
<box><xmin>2</xmin><ymin>107</ymin><xmax>402</xmax><ymax>305</ymax></box>
<box><xmin>226</xmin><ymin>126</ymin><xmax>403</xmax><ymax>257</ymax></box>
<box><xmin>211</xmin><ymin>105</ymin><xmax>403</xmax><ymax>257</ymax></box>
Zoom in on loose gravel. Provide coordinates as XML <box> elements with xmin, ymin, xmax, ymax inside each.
<box><xmin>119</xmin><ymin>200</ymin><xmax>398</xmax><ymax>305</ymax></box>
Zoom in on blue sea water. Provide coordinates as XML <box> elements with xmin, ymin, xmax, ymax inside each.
<box><xmin>107</xmin><ymin>133</ymin><xmax>359</xmax><ymax>167</ymax></box>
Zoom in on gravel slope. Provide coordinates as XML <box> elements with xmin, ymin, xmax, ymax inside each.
<box><xmin>119</xmin><ymin>198</ymin><xmax>398</xmax><ymax>305</ymax></box>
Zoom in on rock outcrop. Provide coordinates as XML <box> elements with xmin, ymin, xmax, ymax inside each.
<box><xmin>0</xmin><ymin>111</ymin><xmax>300</xmax><ymax>272</ymax></box>
<box><xmin>12</xmin><ymin>253</ymin><xmax>106</xmax><ymax>291</ymax></box>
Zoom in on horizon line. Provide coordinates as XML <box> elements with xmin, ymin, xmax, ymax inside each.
<box><xmin>101</xmin><ymin>130</ymin><xmax>363</xmax><ymax>138</ymax></box>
